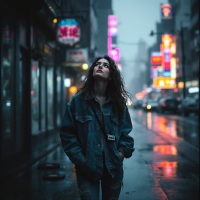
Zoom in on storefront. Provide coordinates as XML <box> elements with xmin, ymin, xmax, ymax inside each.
<box><xmin>0</xmin><ymin>1</ymin><xmax>64</xmax><ymax>161</ymax></box>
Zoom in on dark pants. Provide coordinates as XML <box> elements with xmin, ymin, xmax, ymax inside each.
<box><xmin>76</xmin><ymin>154</ymin><xmax>124</xmax><ymax>200</ymax></box>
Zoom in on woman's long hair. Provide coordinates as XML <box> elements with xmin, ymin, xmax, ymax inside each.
<box><xmin>77</xmin><ymin>55</ymin><xmax>132</xmax><ymax>118</ymax></box>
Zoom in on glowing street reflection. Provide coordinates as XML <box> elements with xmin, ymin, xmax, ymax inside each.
<box><xmin>153</xmin><ymin>161</ymin><xmax>177</xmax><ymax>177</ymax></box>
<box><xmin>153</xmin><ymin>145</ymin><xmax>177</xmax><ymax>155</ymax></box>
<box><xmin>147</xmin><ymin>112</ymin><xmax>152</xmax><ymax>129</ymax></box>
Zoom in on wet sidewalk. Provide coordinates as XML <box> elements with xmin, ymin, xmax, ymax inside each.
<box><xmin>1</xmin><ymin>109</ymin><xmax>199</xmax><ymax>200</ymax></box>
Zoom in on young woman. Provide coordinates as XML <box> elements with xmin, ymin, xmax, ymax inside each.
<box><xmin>60</xmin><ymin>55</ymin><xmax>134</xmax><ymax>200</ymax></box>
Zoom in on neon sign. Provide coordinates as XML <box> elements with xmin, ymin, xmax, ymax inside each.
<box><xmin>151</xmin><ymin>52</ymin><xmax>162</xmax><ymax>65</ymax></box>
<box><xmin>57</xmin><ymin>19</ymin><xmax>81</xmax><ymax>45</ymax></box>
<box><xmin>153</xmin><ymin>77</ymin><xmax>176</xmax><ymax>89</ymax></box>
<box><xmin>161</xmin><ymin>4</ymin><xmax>172</xmax><ymax>19</ymax></box>
<box><xmin>108</xmin><ymin>48</ymin><xmax>120</xmax><ymax>62</ymax></box>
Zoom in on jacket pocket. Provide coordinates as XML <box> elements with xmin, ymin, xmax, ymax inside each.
<box><xmin>75</xmin><ymin>114</ymin><xmax>93</xmax><ymax>123</ymax></box>
<box><xmin>111</xmin><ymin>116</ymin><xmax>124</xmax><ymax>125</ymax></box>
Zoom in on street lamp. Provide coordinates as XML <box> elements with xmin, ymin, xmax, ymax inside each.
<box><xmin>149</xmin><ymin>27</ymin><xmax>186</xmax><ymax>98</ymax></box>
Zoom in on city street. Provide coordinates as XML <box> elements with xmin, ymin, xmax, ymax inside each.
<box><xmin>1</xmin><ymin>108</ymin><xmax>199</xmax><ymax>200</ymax></box>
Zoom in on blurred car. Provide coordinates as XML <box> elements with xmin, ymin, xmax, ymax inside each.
<box><xmin>157</xmin><ymin>97</ymin><xmax>179</xmax><ymax>114</ymax></box>
<box><xmin>178</xmin><ymin>97</ymin><xmax>199</xmax><ymax>116</ymax></box>
<box><xmin>132</xmin><ymin>99</ymin><xmax>143</xmax><ymax>109</ymax></box>
<box><xmin>142</xmin><ymin>99</ymin><xmax>158</xmax><ymax>111</ymax></box>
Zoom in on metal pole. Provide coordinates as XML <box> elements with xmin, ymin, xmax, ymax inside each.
<box><xmin>180</xmin><ymin>22</ymin><xmax>186</xmax><ymax>98</ymax></box>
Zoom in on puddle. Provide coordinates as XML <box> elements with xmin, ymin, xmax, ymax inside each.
<box><xmin>153</xmin><ymin>145</ymin><xmax>177</xmax><ymax>155</ymax></box>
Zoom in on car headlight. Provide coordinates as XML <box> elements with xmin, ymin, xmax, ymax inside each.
<box><xmin>147</xmin><ymin>105</ymin><xmax>151</xmax><ymax>109</ymax></box>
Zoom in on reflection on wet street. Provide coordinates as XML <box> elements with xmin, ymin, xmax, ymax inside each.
<box><xmin>1</xmin><ymin>108</ymin><xmax>199</xmax><ymax>200</ymax></box>
<box><xmin>134</xmin><ymin>108</ymin><xmax>199</xmax><ymax>149</ymax></box>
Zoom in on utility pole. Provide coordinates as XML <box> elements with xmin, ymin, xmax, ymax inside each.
<box><xmin>180</xmin><ymin>22</ymin><xmax>186</xmax><ymax>98</ymax></box>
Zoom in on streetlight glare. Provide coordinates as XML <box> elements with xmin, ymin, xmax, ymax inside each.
<box><xmin>82</xmin><ymin>63</ymin><xmax>88</xmax><ymax>70</ymax></box>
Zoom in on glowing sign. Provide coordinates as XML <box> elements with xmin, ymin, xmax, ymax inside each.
<box><xmin>64</xmin><ymin>78</ymin><xmax>71</xmax><ymax>87</ymax></box>
<box><xmin>157</xmin><ymin>66</ymin><xmax>164</xmax><ymax>77</ymax></box>
<box><xmin>161</xmin><ymin>4</ymin><xmax>172</xmax><ymax>19</ymax></box>
<box><xmin>57</xmin><ymin>19</ymin><xmax>81</xmax><ymax>45</ymax></box>
<box><xmin>108</xmin><ymin>15</ymin><xmax>117</xmax><ymax>27</ymax></box>
<box><xmin>151</xmin><ymin>67</ymin><xmax>158</xmax><ymax>79</ymax></box>
<box><xmin>161</xmin><ymin>34</ymin><xmax>172</xmax><ymax>72</ymax></box>
<box><xmin>188</xmin><ymin>87</ymin><xmax>199</xmax><ymax>93</ymax></box>
<box><xmin>108</xmin><ymin>48</ymin><xmax>120</xmax><ymax>62</ymax></box>
<box><xmin>171</xmin><ymin>43</ymin><xmax>176</xmax><ymax>54</ymax></box>
<box><xmin>153</xmin><ymin>77</ymin><xmax>176</xmax><ymax>89</ymax></box>
<box><xmin>151</xmin><ymin>52</ymin><xmax>162</xmax><ymax>65</ymax></box>
<box><xmin>108</xmin><ymin>37</ymin><xmax>112</xmax><ymax>50</ymax></box>
<box><xmin>108</xmin><ymin>27</ymin><xmax>117</xmax><ymax>36</ymax></box>
<box><xmin>66</xmin><ymin>48</ymin><xmax>88</xmax><ymax>63</ymax></box>
<box><xmin>178</xmin><ymin>82</ymin><xmax>184</xmax><ymax>88</ymax></box>
<box><xmin>162</xmin><ymin>34</ymin><xmax>172</xmax><ymax>48</ymax></box>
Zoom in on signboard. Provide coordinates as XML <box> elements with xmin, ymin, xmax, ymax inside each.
<box><xmin>153</xmin><ymin>77</ymin><xmax>176</xmax><ymax>89</ymax></box>
<box><xmin>161</xmin><ymin>4</ymin><xmax>172</xmax><ymax>19</ymax></box>
<box><xmin>151</xmin><ymin>52</ymin><xmax>162</xmax><ymax>65</ymax></box>
<box><xmin>108</xmin><ymin>48</ymin><xmax>120</xmax><ymax>62</ymax></box>
<box><xmin>66</xmin><ymin>48</ymin><xmax>88</xmax><ymax>63</ymax></box>
<box><xmin>57</xmin><ymin>19</ymin><xmax>81</xmax><ymax>45</ymax></box>
<box><xmin>108</xmin><ymin>27</ymin><xmax>117</xmax><ymax>37</ymax></box>
<box><xmin>151</xmin><ymin>67</ymin><xmax>158</xmax><ymax>79</ymax></box>
<box><xmin>161</xmin><ymin>34</ymin><xmax>172</xmax><ymax>75</ymax></box>
<box><xmin>108</xmin><ymin>15</ymin><xmax>117</xmax><ymax>27</ymax></box>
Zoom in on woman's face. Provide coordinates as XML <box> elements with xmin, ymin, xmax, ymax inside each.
<box><xmin>93</xmin><ymin>58</ymin><xmax>111</xmax><ymax>81</ymax></box>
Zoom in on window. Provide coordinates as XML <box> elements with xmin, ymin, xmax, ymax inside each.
<box><xmin>47</xmin><ymin>66</ymin><xmax>54</xmax><ymax>129</ymax></box>
<box><xmin>1</xmin><ymin>22</ymin><xmax>14</xmax><ymax>145</ymax></box>
<box><xmin>31</xmin><ymin>60</ymin><xmax>39</xmax><ymax>134</ymax></box>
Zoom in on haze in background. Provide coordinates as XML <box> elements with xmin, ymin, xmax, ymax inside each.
<box><xmin>112</xmin><ymin>0</ymin><xmax>168</xmax><ymax>97</ymax></box>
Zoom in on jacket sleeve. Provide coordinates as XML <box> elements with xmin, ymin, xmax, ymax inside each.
<box><xmin>118</xmin><ymin>106</ymin><xmax>135</xmax><ymax>158</ymax></box>
<box><xmin>60</xmin><ymin>102</ymin><xmax>84</xmax><ymax>165</ymax></box>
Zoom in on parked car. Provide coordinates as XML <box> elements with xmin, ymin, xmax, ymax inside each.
<box><xmin>178</xmin><ymin>97</ymin><xmax>199</xmax><ymax>116</ymax></box>
<box><xmin>132</xmin><ymin>99</ymin><xmax>143</xmax><ymax>109</ymax></box>
<box><xmin>157</xmin><ymin>97</ymin><xmax>179</xmax><ymax>114</ymax></box>
<box><xmin>142</xmin><ymin>99</ymin><xmax>158</xmax><ymax>111</ymax></box>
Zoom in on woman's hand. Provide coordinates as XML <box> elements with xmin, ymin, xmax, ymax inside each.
<box><xmin>119</xmin><ymin>152</ymin><xmax>125</xmax><ymax>160</ymax></box>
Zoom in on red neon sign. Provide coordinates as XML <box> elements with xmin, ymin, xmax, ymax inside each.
<box><xmin>151</xmin><ymin>56</ymin><xmax>162</xmax><ymax>65</ymax></box>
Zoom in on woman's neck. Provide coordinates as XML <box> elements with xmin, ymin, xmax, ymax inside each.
<box><xmin>93</xmin><ymin>79</ymin><xmax>108</xmax><ymax>98</ymax></box>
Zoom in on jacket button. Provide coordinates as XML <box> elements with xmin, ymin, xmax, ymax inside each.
<box><xmin>82</xmin><ymin>118</ymin><xmax>85</xmax><ymax>121</ymax></box>
<box><xmin>97</xmin><ymin>144</ymin><xmax>100</xmax><ymax>146</ymax></box>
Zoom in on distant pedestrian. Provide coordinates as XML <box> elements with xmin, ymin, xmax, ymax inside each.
<box><xmin>60</xmin><ymin>55</ymin><xmax>135</xmax><ymax>200</ymax></box>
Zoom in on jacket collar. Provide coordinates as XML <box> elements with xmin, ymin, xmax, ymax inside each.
<box><xmin>84</xmin><ymin>91</ymin><xmax>113</xmax><ymax>103</ymax></box>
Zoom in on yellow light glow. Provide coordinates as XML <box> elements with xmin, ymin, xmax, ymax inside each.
<box><xmin>53</xmin><ymin>18</ymin><xmax>57</xmax><ymax>23</ymax></box>
<box><xmin>170</xmin><ymin>58</ymin><xmax>176</xmax><ymax>69</ymax></box>
<box><xmin>171</xmin><ymin>73</ymin><xmax>176</xmax><ymax>78</ymax></box>
<box><xmin>147</xmin><ymin>105</ymin><xmax>151</xmax><ymax>109</ymax></box>
<box><xmin>153</xmin><ymin>77</ymin><xmax>176</xmax><ymax>89</ymax></box>
<box><xmin>82</xmin><ymin>63</ymin><xmax>88</xmax><ymax>70</ymax></box>
<box><xmin>171</xmin><ymin>43</ymin><xmax>176</xmax><ymax>54</ymax></box>
<box><xmin>69</xmin><ymin>86</ymin><xmax>77</xmax><ymax>93</ymax></box>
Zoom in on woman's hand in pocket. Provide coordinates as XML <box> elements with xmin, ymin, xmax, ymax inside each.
<box><xmin>119</xmin><ymin>152</ymin><xmax>125</xmax><ymax>161</ymax></box>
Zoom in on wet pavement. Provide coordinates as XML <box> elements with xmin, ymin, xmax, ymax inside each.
<box><xmin>1</xmin><ymin>108</ymin><xmax>199</xmax><ymax>200</ymax></box>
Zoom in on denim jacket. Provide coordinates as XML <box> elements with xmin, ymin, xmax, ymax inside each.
<box><xmin>60</xmin><ymin>92</ymin><xmax>134</xmax><ymax>180</ymax></box>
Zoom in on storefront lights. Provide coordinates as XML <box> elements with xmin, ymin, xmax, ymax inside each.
<box><xmin>64</xmin><ymin>78</ymin><xmax>71</xmax><ymax>87</ymax></box>
<box><xmin>188</xmin><ymin>87</ymin><xmax>199</xmax><ymax>93</ymax></box>
<box><xmin>82</xmin><ymin>63</ymin><xmax>88</xmax><ymax>70</ymax></box>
